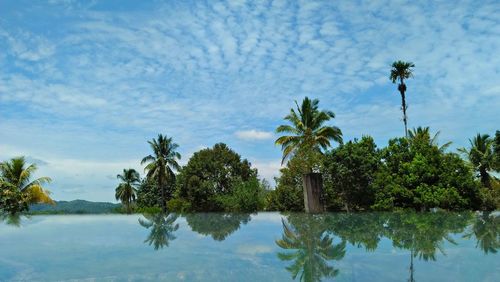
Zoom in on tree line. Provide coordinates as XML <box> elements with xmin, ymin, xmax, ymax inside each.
<box><xmin>1</xmin><ymin>60</ymin><xmax>499</xmax><ymax>214</ymax></box>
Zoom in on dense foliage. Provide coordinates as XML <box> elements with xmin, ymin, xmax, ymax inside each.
<box><xmin>174</xmin><ymin>143</ymin><xmax>262</xmax><ymax>212</ymax></box>
<box><xmin>323</xmin><ymin>136</ymin><xmax>380</xmax><ymax>211</ymax></box>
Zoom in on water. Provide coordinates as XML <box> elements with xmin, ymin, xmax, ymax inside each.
<box><xmin>0</xmin><ymin>212</ymin><xmax>498</xmax><ymax>281</ymax></box>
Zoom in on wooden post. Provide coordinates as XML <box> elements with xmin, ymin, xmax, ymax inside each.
<box><xmin>302</xmin><ymin>173</ymin><xmax>324</xmax><ymax>213</ymax></box>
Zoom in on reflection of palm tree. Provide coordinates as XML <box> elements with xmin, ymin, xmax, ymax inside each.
<box><xmin>139</xmin><ymin>213</ymin><xmax>179</xmax><ymax>250</ymax></box>
<box><xmin>186</xmin><ymin>213</ymin><xmax>251</xmax><ymax>241</ymax></box>
<box><xmin>0</xmin><ymin>213</ymin><xmax>22</xmax><ymax>227</ymax></box>
<box><xmin>276</xmin><ymin>215</ymin><xmax>346</xmax><ymax>282</ymax></box>
<box><xmin>464</xmin><ymin>212</ymin><xmax>499</xmax><ymax>254</ymax></box>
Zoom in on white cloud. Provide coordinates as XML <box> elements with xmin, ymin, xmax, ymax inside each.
<box><xmin>235</xmin><ymin>130</ymin><xmax>274</xmax><ymax>141</ymax></box>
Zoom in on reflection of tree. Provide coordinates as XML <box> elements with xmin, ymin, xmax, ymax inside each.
<box><xmin>383</xmin><ymin>212</ymin><xmax>471</xmax><ymax>282</ymax></box>
<box><xmin>464</xmin><ymin>212</ymin><xmax>499</xmax><ymax>254</ymax></box>
<box><xmin>0</xmin><ymin>213</ymin><xmax>22</xmax><ymax>227</ymax></box>
<box><xmin>324</xmin><ymin>213</ymin><xmax>386</xmax><ymax>251</ymax></box>
<box><xmin>185</xmin><ymin>213</ymin><xmax>251</xmax><ymax>241</ymax></box>
<box><xmin>276</xmin><ymin>214</ymin><xmax>346</xmax><ymax>282</ymax></box>
<box><xmin>139</xmin><ymin>213</ymin><xmax>179</xmax><ymax>250</ymax></box>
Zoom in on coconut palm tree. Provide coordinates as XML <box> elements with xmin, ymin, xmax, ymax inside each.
<box><xmin>390</xmin><ymin>60</ymin><xmax>415</xmax><ymax>137</ymax></box>
<box><xmin>0</xmin><ymin>156</ymin><xmax>53</xmax><ymax>205</ymax></box>
<box><xmin>139</xmin><ymin>213</ymin><xmax>179</xmax><ymax>250</ymax></box>
<box><xmin>408</xmin><ymin>126</ymin><xmax>451</xmax><ymax>152</ymax></box>
<box><xmin>458</xmin><ymin>134</ymin><xmax>494</xmax><ymax>187</ymax></box>
<box><xmin>275</xmin><ymin>97</ymin><xmax>342</xmax><ymax>212</ymax></box>
<box><xmin>276</xmin><ymin>214</ymin><xmax>346</xmax><ymax>282</ymax></box>
<box><xmin>275</xmin><ymin>97</ymin><xmax>342</xmax><ymax>166</ymax></box>
<box><xmin>115</xmin><ymin>168</ymin><xmax>140</xmax><ymax>213</ymax></box>
<box><xmin>141</xmin><ymin>134</ymin><xmax>181</xmax><ymax>211</ymax></box>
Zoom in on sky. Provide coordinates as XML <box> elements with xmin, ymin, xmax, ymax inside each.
<box><xmin>0</xmin><ymin>0</ymin><xmax>499</xmax><ymax>202</ymax></box>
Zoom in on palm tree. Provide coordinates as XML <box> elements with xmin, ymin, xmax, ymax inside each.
<box><xmin>458</xmin><ymin>134</ymin><xmax>494</xmax><ymax>187</ymax></box>
<box><xmin>276</xmin><ymin>215</ymin><xmax>346</xmax><ymax>282</ymax></box>
<box><xmin>275</xmin><ymin>97</ymin><xmax>342</xmax><ymax>212</ymax></box>
<box><xmin>408</xmin><ymin>126</ymin><xmax>451</xmax><ymax>152</ymax></box>
<box><xmin>115</xmin><ymin>168</ymin><xmax>140</xmax><ymax>213</ymax></box>
<box><xmin>139</xmin><ymin>213</ymin><xmax>179</xmax><ymax>250</ymax></box>
<box><xmin>0</xmin><ymin>156</ymin><xmax>53</xmax><ymax>205</ymax></box>
<box><xmin>275</xmin><ymin>97</ymin><xmax>343</xmax><ymax>166</ymax></box>
<box><xmin>141</xmin><ymin>134</ymin><xmax>181</xmax><ymax>211</ymax></box>
<box><xmin>390</xmin><ymin>60</ymin><xmax>415</xmax><ymax>137</ymax></box>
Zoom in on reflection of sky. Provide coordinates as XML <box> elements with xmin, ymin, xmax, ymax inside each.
<box><xmin>0</xmin><ymin>213</ymin><xmax>498</xmax><ymax>281</ymax></box>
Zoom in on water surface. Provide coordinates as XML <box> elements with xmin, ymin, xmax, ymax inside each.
<box><xmin>0</xmin><ymin>212</ymin><xmax>498</xmax><ymax>281</ymax></box>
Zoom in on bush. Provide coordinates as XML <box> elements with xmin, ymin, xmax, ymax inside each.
<box><xmin>166</xmin><ymin>198</ymin><xmax>191</xmax><ymax>213</ymax></box>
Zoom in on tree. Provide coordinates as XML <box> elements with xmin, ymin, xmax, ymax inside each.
<box><xmin>459</xmin><ymin>134</ymin><xmax>495</xmax><ymax>188</ymax></box>
<box><xmin>0</xmin><ymin>181</ymin><xmax>28</xmax><ymax>214</ymax></box>
<box><xmin>139</xmin><ymin>213</ymin><xmax>179</xmax><ymax>250</ymax></box>
<box><xmin>493</xmin><ymin>130</ymin><xmax>500</xmax><ymax>171</ymax></box>
<box><xmin>141</xmin><ymin>134</ymin><xmax>181</xmax><ymax>211</ymax></box>
<box><xmin>115</xmin><ymin>168</ymin><xmax>140</xmax><ymax>213</ymax></box>
<box><xmin>176</xmin><ymin>143</ymin><xmax>258</xmax><ymax>211</ymax></box>
<box><xmin>408</xmin><ymin>127</ymin><xmax>451</xmax><ymax>152</ymax></box>
<box><xmin>275</xmin><ymin>97</ymin><xmax>342</xmax><ymax>166</ymax></box>
<box><xmin>323</xmin><ymin>136</ymin><xmax>381</xmax><ymax>211</ymax></box>
<box><xmin>372</xmin><ymin>137</ymin><xmax>481</xmax><ymax>211</ymax></box>
<box><xmin>275</xmin><ymin>97</ymin><xmax>342</xmax><ymax>212</ymax></box>
<box><xmin>0</xmin><ymin>157</ymin><xmax>54</xmax><ymax>206</ymax></box>
<box><xmin>390</xmin><ymin>60</ymin><xmax>415</xmax><ymax>137</ymax></box>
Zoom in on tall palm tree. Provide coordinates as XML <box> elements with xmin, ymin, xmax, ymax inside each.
<box><xmin>458</xmin><ymin>134</ymin><xmax>494</xmax><ymax>187</ymax></box>
<box><xmin>408</xmin><ymin>126</ymin><xmax>452</xmax><ymax>152</ymax></box>
<box><xmin>390</xmin><ymin>60</ymin><xmax>415</xmax><ymax>137</ymax></box>
<box><xmin>139</xmin><ymin>213</ymin><xmax>179</xmax><ymax>250</ymax></box>
<box><xmin>115</xmin><ymin>168</ymin><xmax>140</xmax><ymax>213</ymax></box>
<box><xmin>141</xmin><ymin>134</ymin><xmax>181</xmax><ymax>211</ymax></box>
<box><xmin>276</xmin><ymin>215</ymin><xmax>346</xmax><ymax>282</ymax></box>
<box><xmin>0</xmin><ymin>156</ymin><xmax>53</xmax><ymax>205</ymax></box>
<box><xmin>275</xmin><ymin>97</ymin><xmax>342</xmax><ymax>166</ymax></box>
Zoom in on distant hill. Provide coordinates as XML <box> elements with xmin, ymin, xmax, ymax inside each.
<box><xmin>30</xmin><ymin>200</ymin><xmax>121</xmax><ymax>214</ymax></box>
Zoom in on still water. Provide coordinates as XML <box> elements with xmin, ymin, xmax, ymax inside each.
<box><xmin>0</xmin><ymin>212</ymin><xmax>498</xmax><ymax>281</ymax></box>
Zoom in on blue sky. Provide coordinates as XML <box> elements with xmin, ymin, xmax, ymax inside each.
<box><xmin>1</xmin><ymin>0</ymin><xmax>499</xmax><ymax>202</ymax></box>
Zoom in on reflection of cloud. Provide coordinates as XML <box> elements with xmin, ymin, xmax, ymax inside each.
<box><xmin>236</xmin><ymin>244</ymin><xmax>273</xmax><ymax>255</ymax></box>
<box><xmin>235</xmin><ymin>130</ymin><xmax>274</xmax><ymax>141</ymax></box>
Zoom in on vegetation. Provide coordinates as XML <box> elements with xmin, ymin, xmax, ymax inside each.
<box><xmin>174</xmin><ymin>143</ymin><xmax>262</xmax><ymax>212</ymax></box>
<box><xmin>275</xmin><ymin>96</ymin><xmax>342</xmax><ymax>170</ymax></box>
<box><xmin>29</xmin><ymin>200</ymin><xmax>121</xmax><ymax>214</ymax></box>
<box><xmin>390</xmin><ymin>60</ymin><xmax>415</xmax><ymax>137</ymax></box>
<box><xmin>115</xmin><ymin>169</ymin><xmax>140</xmax><ymax>213</ymax></box>
<box><xmin>0</xmin><ymin>157</ymin><xmax>54</xmax><ymax>214</ymax></box>
<box><xmin>141</xmin><ymin>134</ymin><xmax>181</xmax><ymax>211</ymax></box>
<box><xmin>2</xmin><ymin>61</ymin><xmax>499</xmax><ymax>215</ymax></box>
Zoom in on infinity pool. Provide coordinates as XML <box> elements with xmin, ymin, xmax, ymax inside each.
<box><xmin>0</xmin><ymin>212</ymin><xmax>498</xmax><ymax>281</ymax></box>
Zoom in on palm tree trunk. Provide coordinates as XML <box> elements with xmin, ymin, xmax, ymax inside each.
<box><xmin>302</xmin><ymin>173</ymin><xmax>324</xmax><ymax>213</ymax></box>
<box><xmin>159</xmin><ymin>174</ymin><xmax>166</xmax><ymax>212</ymax></box>
<box><xmin>399</xmin><ymin>77</ymin><xmax>408</xmax><ymax>137</ymax></box>
<box><xmin>479</xmin><ymin>167</ymin><xmax>491</xmax><ymax>188</ymax></box>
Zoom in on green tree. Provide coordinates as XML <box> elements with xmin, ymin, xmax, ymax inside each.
<box><xmin>323</xmin><ymin>136</ymin><xmax>381</xmax><ymax>211</ymax></box>
<box><xmin>138</xmin><ymin>213</ymin><xmax>179</xmax><ymax>250</ymax></box>
<box><xmin>494</xmin><ymin>131</ymin><xmax>500</xmax><ymax>170</ymax></box>
<box><xmin>459</xmin><ymin>134</ymin><xmax>495</xmax><ymax>188</ymax></box>
<box><xmin>0</xmin><ymin>181</ymin><xmax>28</xmax><ymax>214</ymax></box>
<box><xmin>141</xmin><ymin>134</ymin><xmax>181</xmax><ymax>211</ymax></box>
<box><xmin>266</xmin><ymin>156</ymin><xmax>308</xmax><ymax>212</ymax></box>
<box><xmin>275</xmin><ymin>97</ymin><xmax>342</xmax><ymax>168</ymax></box>
<box><xmin>372</xmin><ymin>137</ymin><xmax>480</xmax><ymax>210</ymax></box>
<box><xmin>115</xmin><ymin>168</ymin><xmax>140</xmax><ymax>213</ymax></box>
<box><xmin>0</xmin><ymin>157</ymin><xmax>54</xmax><ymax>206</ymax></box>
<box><xmin>390</xmin><ymin>60</ymin><xmax>415</xmax><ymax>137</ymax></box>
<box><xmin>276</xmin><ymin>214</ymin><xmax>346</xmax><ymax>282</ymax></box>
<box><xmin>408</xmin><ymin>127</ymin><xmax>451</xmax><ymax>152</ymax></box>
<box><xmin>176</xmin><ymin>143</ymin><xmax>258</xmax><ymax>211</ymax></box>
